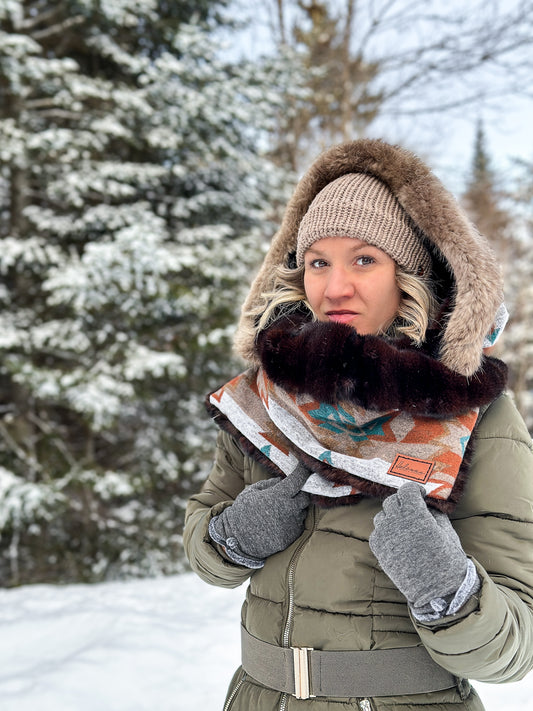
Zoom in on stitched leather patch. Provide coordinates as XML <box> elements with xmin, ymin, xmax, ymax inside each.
<box><xmin>388</xmin><ymin>455</ymin><xmax>434</xmax><ymax>483</ymax></box>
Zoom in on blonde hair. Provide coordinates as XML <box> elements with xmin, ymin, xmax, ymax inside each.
<box><xmin>250</xmin><ymin>264</ymin><xmax>437</xmax><ymax>345</ymax></box>
<box><xmin>394</xmin><ymin>270</ymin><xmax>438</xmax><ymax>344</ymax></box>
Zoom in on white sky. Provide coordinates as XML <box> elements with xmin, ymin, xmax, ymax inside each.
<box><xmin>229</xmin><ymin>0</ymin><xmax>533</xmax><ymax>196</ymax></box>
<box><xmin>369</xmin><ymin>100</ymin><xmax>533</xmax><ymax>195</ymax></box>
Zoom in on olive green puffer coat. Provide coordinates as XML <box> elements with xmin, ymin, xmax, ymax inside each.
<box><xmin>185</xmin><ymin>138</ymin><xmax>533</xmax><ymax>710</ymax></box>
<box><xmin>184</xmin><ymin>392</ymin><xmax>533</xmax><ymax>711</ymax></box>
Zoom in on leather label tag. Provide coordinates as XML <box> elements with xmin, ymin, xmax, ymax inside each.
<box><xmin>388</xmin><ymin>455</ymin><xmax>434</xmax><ymax>483</ymax></box>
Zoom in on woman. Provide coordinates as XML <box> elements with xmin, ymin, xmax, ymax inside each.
<box><xmin>183</xmin><ymin>139</ymin><xmax>533</xmax><ymax>711</ymax></box>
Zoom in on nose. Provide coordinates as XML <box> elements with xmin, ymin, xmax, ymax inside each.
<box><xmin>324</xmin><ymin>266</ymin><xmax>355</xmax><ymax>301</ymax></box>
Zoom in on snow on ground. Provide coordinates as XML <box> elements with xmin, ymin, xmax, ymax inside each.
<box><xmin>0</xmin><ymin>573</ymin><xmax>531</xmax><ymax>711</ymax></box>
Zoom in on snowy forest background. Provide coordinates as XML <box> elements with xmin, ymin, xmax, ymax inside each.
<box><xmin>1</xmin><ymin>0</ymin><xmax>533</xmax><ymax>588</ymax></box>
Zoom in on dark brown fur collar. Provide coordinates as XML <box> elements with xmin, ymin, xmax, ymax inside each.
<box><xmin>256</xmin><ymin>315</ymin><xmax>507</xmax><ymax>416</ymax></box>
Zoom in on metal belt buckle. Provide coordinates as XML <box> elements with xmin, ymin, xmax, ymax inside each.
<box><xmin>291</xmin><ymin>646</ymin><xmax>316</xmax><ymax>699</ymax></box>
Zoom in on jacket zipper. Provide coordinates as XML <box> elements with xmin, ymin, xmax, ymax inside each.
<box><xmin>282</xmin><ymin>506</ymin><xmax>316</xmax><ymax>646</ymax></box>
<box><xmin>223</xmin><ymin>672</ymin><xmax>247</xmax><ymax>711</ymax></box>
<box><xmin>276</xmin><ymin>510</ymin><xmax>374</xmax><ymax>711</ymax></box>
<box><xmin>278</xmin><ymin>507</ymin><xmax>317</xmax><ymax>710</ymax></box>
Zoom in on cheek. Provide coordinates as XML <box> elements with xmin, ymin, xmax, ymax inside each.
<box><xmin>374</xmin><ymin>274</ymin><xmax>401</xmax><ymax>319</ymax></box>
<box><xmin>303</xmin><ymin>274</ymin><xmax>326</xmax><ymax>319</ymax></box>
<box><xmin>303</xmin><ymin>273</ymin><xmax>316</xmax><ymax>303</ymax></box>
<box><xmin>385</xmin><ymin>285</ymin><xmax>402</xmax><ymax>317</ymax></box>
<box><xmin>390</xmin><ymin>283</ymin><xmax>402</xmax><ymax>310</ymax></box>
<box><xmin>384</xmin><ymin>267</ymin><xmax>401</xmax><ymax>303</ymax></box>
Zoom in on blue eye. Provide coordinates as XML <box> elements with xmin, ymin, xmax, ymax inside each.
<box><xmin>355</xmin><ymin>255</ymin><xmax>375</xmax><ymax>266</ymax></box>
<box><xmin>308</xmin><ymin>258</ymin><xmax>328</xmax><ymax>268</ymax></box>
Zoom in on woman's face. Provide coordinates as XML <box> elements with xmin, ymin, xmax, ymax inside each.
<box><xmin>303</xmin><ymin>236</ymin><xmax>401</xmax><ymax>335</ymax></box>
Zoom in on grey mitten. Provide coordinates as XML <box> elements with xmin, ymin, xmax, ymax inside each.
<box><xmin>369</xmin><ymin>482</ymin><xmax>475</xmax><ymax>613</ymax></box>
<box><xmin>209</xmin><ymin>464</ymin><xmax>311</xmax><ymax>568</ymax></box>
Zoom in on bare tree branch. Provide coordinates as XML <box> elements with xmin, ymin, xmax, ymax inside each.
<box><xmin>254</xmin><ymin>0</ymin><xmax>533</xmax><ymax>167</ymax></box>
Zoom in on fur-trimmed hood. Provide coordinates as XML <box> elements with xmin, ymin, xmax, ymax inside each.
<box><xmin>234</xmin><ymin>139</ymin><xmax>504</xmax><ymax>377</ymax></box>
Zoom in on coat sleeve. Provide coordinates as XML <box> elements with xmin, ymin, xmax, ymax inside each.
<box><xmin>414</xmin><ymin>393</ymin><xmax>533</xmax><ymax>682</ymax></box>
<box><xmin>183</xmin><ymin>429</ymin><xmax>255</xmax><ymax>589</ymax></box>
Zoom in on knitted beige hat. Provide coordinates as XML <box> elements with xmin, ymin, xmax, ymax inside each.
<box><xmin>296</xmin><ymin>172</ymin><xmax>432</xmax><ymax>276</ymax></box>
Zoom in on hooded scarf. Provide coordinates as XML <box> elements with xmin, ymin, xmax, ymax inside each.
<box><xmin>207</xmin><ymin>314</ymin><xmax>507</xmax><ymax>513</ymax></box>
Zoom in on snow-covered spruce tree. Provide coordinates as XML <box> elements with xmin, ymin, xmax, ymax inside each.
<box><xmin>502</xmin><ymin>240</ymin><xmax>533</xmax><ymax>434</ymax></box>
<box><xmin>0</xmin><ymin>1</ymin><xmax>297</xmax><ymax>584</ymax></box>
<box><xmin>502</xmin><ymin>159</ymin><xmax>533</xmax><ymax>434</ymax></box>
<box><xmin>462</xmin><ymin>123</ymin><xmax>532</xmax><ymax>434</ymax></box>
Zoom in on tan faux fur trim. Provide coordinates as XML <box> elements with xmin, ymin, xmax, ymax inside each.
<box><xmin>234</xmin><ymin>139</ymin><xmax>503</xmax><ymax>377</ymax></box>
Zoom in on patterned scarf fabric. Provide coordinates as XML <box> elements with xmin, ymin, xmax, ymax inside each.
<box><xmin>208</xmin><ymin>367</ymin><xmax>479</xmax><ymax>512</ymax></box>
<box><xmin>207</xmin><ymin>315</ymin><xmax>508</xmax><ymax>512</ymax></box>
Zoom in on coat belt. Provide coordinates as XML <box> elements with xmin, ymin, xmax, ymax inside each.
<box><xmin>241</xmin><ymin>625</ymin><xmax>458</xmax><ymax>700</ymax></box>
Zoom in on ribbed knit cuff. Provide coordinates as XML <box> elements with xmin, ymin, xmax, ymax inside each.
<box><xmin>208</xmin><ymin>516</ymin><xmax>265</xmax><ymax>569</ymax></box>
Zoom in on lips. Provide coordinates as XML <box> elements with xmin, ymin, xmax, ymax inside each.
<box><xmin>326</xmin><ymin>311</ymin><xmax>358</xmax><ymax>324</ymax></box>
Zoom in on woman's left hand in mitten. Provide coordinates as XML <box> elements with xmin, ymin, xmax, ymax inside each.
<box><xmin>369</xmin><ymin>482</ymin><xmax>479</xmax><ymax>618</ymax></box>
<box><xmin>208</xmin><ymin>464</ymin><xmax>311</xmax><ymax>569</ymax></box>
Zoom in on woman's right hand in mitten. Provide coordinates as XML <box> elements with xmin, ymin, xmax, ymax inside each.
<box><xmin>208</xmin><ymin>464</ymin><xmax>311</xmax><ymax>568</ymax></box>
